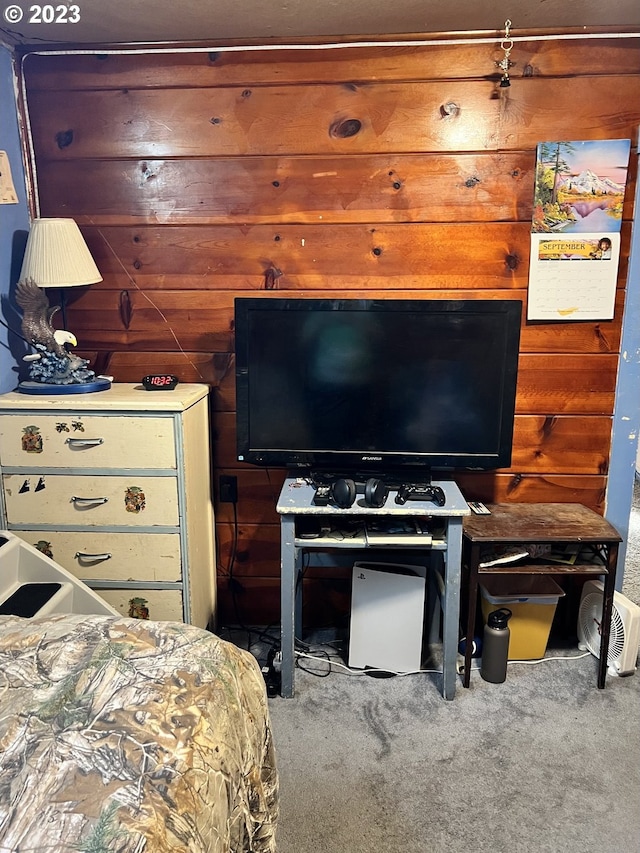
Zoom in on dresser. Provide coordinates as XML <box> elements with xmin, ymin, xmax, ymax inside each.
<box><xmin>0</xmin><ymin>384</ymin><xmax>216</xmax><ymax>628</ymax></box>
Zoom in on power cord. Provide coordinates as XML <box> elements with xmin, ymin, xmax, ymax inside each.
<box><xmin>299</xmin><ymin>648</ymin><xmax>593</xmax><ymax>680</ymax></box>
<box><xmin>261</xmin><ymin>646</ymin><xmax>281</xmax><ymax>697</ymax></box>
<box><xmin>456</xmin><ymin>650</ymin><xmax>593</xmax><ymax>675</ymax></box>
<box><xmin>509</xmin><ymin>652</ymin><xmax>591</xmax><ymax>665</ymax></box>
<box><xmin>295</xmin><ymin>649</ymin><xmax>441</xmax><ymax>678</ymax></box>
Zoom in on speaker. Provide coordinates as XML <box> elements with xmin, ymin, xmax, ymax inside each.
<box><xmin>330</xmin><ymin>477</ymin><xmax>388</xmax><ymax>508</ymax></box>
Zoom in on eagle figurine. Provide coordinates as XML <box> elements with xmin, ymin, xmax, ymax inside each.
<box><xmin>14</xmin><ymin>277</ymin><xmax>96</xmax><ymax>385</ymax></box>
<box><xmin>15</xmin><ymin>277</ymin><xmax>71</xmax><ymax>358</ymax></box>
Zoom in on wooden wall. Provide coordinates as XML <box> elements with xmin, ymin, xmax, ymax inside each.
<box><xmin>18</xmin><ymin>34</ymin><xmax>640</xmax><ymax>627</ymax></box>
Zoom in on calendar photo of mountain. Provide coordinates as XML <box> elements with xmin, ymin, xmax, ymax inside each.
<box><xmin>532</xmin><ymin>139</ymin><xmax>631</xmax><ymax>233</ymax></box>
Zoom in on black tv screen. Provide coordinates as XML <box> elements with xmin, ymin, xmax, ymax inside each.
<box><xmin>235</xmin><ymin>298</ymin><xmax>522</xmax><ymax>477</ymax></box>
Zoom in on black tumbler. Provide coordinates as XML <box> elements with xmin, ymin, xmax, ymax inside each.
<box><xmin>480</xmin><ymin>607</ymin><xmax>512</xmax><ymax>683</ymax></box>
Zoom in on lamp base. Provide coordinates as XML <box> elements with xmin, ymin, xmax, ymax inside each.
<box><xmin>17</xmin><ymin>378</ymin><xmax>112</xmax><ymax>395</ymax></box>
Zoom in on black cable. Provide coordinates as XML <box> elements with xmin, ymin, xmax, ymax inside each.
<box><xmin>0</xmin><ymin>316</ymin><xmax>32</xmax><ymax>347</ymax></box>
<box><xmin>216</xmin><ymin>498</ymin><xmax>282</xmax><ymax>659</ymax></box>
<box><xmin>296</xmin><ymin>647</ymin><xmax>332</xmax><ymax>678</ymax></box>
<box><xmin>225</xmin><ymin>501</ymin><xmax>252</xmax><ymax>648</ymax></box>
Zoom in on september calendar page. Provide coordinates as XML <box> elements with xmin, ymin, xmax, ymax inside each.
<box><xmin>527</xmin><ymin>139</ymin><xmax>631</xmax><ymax>321</ymax></box>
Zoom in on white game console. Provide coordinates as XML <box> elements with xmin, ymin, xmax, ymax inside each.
<box><xmin>348</xmin><ymin>561</ymin><xmax>427</xmax><ymax>673</ymax></box>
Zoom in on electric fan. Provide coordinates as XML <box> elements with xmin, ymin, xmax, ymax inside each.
<box><xmin>577</xmin><ymin>580</ymin><xmax>640</xmax><ymax>676</ymax></box>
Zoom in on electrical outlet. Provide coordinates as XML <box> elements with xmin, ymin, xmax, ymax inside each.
<box><xmin>219</xmin><ymin>475</ymin><xmax>238</xmax><ymax>503</ymax></box>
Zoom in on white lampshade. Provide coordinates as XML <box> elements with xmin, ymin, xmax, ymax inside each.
<box><xmin>19</xmin><ymin>218</ymin><xmax>102</xmax><ymax>288</ymax></box>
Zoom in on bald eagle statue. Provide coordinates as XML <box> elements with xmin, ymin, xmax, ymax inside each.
<box><xmin>15</xmin><ymin>278</ymin><xmax>97</xmax><ymax>385</ymax></box>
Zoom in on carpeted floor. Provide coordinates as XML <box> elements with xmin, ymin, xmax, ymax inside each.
<box><xmin>269</xmin><ymin>654</ymin><xmax>640</xmax><ymax>853</ymax></box>
<box><xmin>269</xmin><ymin>487</ymin><xmax>640</xmax><ymax>853</ymax></box>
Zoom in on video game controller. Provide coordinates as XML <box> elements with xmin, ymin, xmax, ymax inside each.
<box><xmin>394</xmin><ymin>484</ymin><xmax>446</xmax><ymax>507</ymax></box>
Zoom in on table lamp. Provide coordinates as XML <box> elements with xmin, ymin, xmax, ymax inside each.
<box><xmin>15</xmin><ymin>217</ymin><xmax>110</xmax><ymax>394</ymax></box>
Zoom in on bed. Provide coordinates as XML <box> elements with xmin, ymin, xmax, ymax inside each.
<box><xmin>0</xmin><ymin>613</ymin><xmax>278</xmax><ymax>852</ymax></box>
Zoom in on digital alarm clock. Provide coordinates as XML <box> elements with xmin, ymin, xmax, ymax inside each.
<box><xmin>142</xmin><ymin>374</ymin><xmax>179</xmax><ymax>390</ymax></box>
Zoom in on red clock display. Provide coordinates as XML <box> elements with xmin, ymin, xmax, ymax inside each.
<box><xmin>142</xmin><ymin>374</ymin><xmax>179</xmax><ymax>390</ymax></box>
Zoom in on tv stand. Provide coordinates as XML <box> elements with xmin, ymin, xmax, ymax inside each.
<box><xmin>276</xmin><ymin>476</ymin><xmax>470</xmax><ymax>699</ymax></box>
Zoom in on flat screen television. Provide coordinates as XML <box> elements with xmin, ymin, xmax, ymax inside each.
<box><xmin>234</xmin><ymin>297</ymin><xmax>522</xmax><ymax>479</ymax></box>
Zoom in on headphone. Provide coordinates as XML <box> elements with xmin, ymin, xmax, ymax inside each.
<box><xmin>330</xmin><ymin>477</ymin><xmax>388</xmax><ymax>509</ymax></box>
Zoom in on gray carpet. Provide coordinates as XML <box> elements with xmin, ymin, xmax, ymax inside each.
<box><xmin>269</xmin><ymin>489</ymin><xmax>640</xmax><ymax>853</ymax></box>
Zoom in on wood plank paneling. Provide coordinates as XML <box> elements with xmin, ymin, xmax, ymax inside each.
<box><xmin>69</xmin><ymin>289</ymin><xmax>623</xmax><ymax>359</ymax></box>
<box><xmin>216</xmin><ymin>523</ymin><xmax>281</xmax><ymax>577</ymax></box>
<box><xmin>21</xmin><ymin>40</ymin><xmax>640</xmax><ymax>90</ymax></box>
<box><xmin>20</xmin><ymin>38</ymin><xmax>639</xmax><ymax>627</ymax></box>
<box><xmin>213</xmin><ymin>414</ymin><xmax>613</xmax><ymax>483</ymax></box>
<box><xmin>455</xmin><ymin>473</ymin><xmax>607</xmax><ymax>512</ymax></box>
<box><xmin>35</xmin><ymin>154</ymin><xmax>636</xmax><ymax>226</ymax></box>
<box><xmin>36</xmin><ymin>153</ymin><xmax>539</xmax><ymax>225</ymax></box>
<box><xmin>69</xmin><ymin>223</ymin><xmax>631</xmax><ymax>293</ymax></box>
<box><xmin>509</xmin><ymin>416</ymin><xmax>611</xmax><ymax>473</ymax></box>
<box><xmin>26</xmin><ymin>77</ymin><xmax>640</xmax><ymax>160</ymax></box>
<box><xmin>514</xmin><ymin>355</ymin><xmax>618</xmax><ymax>414</ymax></box>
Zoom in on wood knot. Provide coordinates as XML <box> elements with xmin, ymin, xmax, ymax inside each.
<box><xmin>372</xmin><ymin>247</ymin><xmax>382</xmax><ymax>257</ymax></box>
<box><xmin>208</xmin><ymin>52</ymin><xmax>220</xmax><ymax>62</ymax></box>
<box><xmin>440</xmin><ymin>102</ymin><xmax>460</xmax><ymax>118</ymax></box>
<box><xmin>264</xmin><ymin>267</ymin><xmax>283</xmax><ymax>290</ymax></box>
<box><xmin>505</xmin><ymin>254</ymin><xmax>519</xmax><ymax>270</ymax></box>
<box><xmin>464</xmin><ymin>176</ymin><xmax>480</xmax><ymax>188</ymax></box>
<box><xmin>506</xmin><ymin>473</ymin><xmax>523</xmax><ymax>494</ymax></box>
<box><xmin>541</xmin><ymin>416</ymin><xmax>557</xmax><ymax>439</ymax></box>
<box><xmin>594</xmin><ymin>325</ymin><xmax>611</xmax><ymax>351</ymax></box>
<box><xmin>55</xmin><ymin>130</ymin><xmax>74</xmax><ymax>149</ymax></box>
<box><xmin>329</xmin><ymin>118</ymin><xmax>362</xmax><ymax>138</ymax></box>
<box><xmin>119</xmin><ymin>290</ymin><xmax>132</xmax><ymax>329</ymax></box>
<box><xmin>140</xmin><ymin>162</ymin><xmax>156</xmax><ymax>183</ymax></box>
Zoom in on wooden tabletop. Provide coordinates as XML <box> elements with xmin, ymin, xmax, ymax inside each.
<box><xmin>462</xmin><ymin>503</ymin><xmax>621</xmax><ymax>544</ymax></box>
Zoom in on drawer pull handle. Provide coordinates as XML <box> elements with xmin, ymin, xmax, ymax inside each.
<box><xmin>66</xmin><ymin>438</ymin><xmax>104</xmax><ymax>448</ymax></box>
<box><xmin>71</xmin><ymin>496</ymin><xmax>109</xmax><ymax>507</ymax></box>
<box><xmin>75</xmin><ymin>551</ymin><xmax>112</xmax><ymax>563</ymax></box>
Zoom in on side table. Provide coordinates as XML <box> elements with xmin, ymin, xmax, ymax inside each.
<box><xmin>277</xmin><ymin>477</ymin><xmax>470</xmax><ymax>700</ymax></box>
<box><xmin>462</xmin><ymin>503</ymin><xmax>621</xmax><ymax>689</ymax></box>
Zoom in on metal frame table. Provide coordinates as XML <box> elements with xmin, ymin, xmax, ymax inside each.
<box><xmin>277</xmin><ymin>477</ymin><xmax>470</xmax><ymax>699</ymax></box>
<box><xmin>462</xmin><ymin>503</ymin><xmax>621</xmax><ymax>689</ymax></box>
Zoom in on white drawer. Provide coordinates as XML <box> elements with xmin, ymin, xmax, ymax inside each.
<box><xmin>12</xmin><ymin>530</ymin><xmax>182</xmax><ymax>582</ymax></box>
<box><xmin>97</xmin><ymin>587</ymin><xmax>184</xmax><ymax>622</ymax></box>
<box><xmin>3</xmin><ymin>474</ymin><xmax>179</xmax><ymax>526</ymax></box>
<box><xmin>0</xmin><ymin>414</ymin><xmax>177</xmax><ymax>469</ymax></box>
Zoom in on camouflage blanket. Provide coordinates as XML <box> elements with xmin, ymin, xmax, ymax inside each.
<box><xmin>0</xmin><ymin>614</ymin><xmax>278</xmax><ymax>852</ymax></box>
